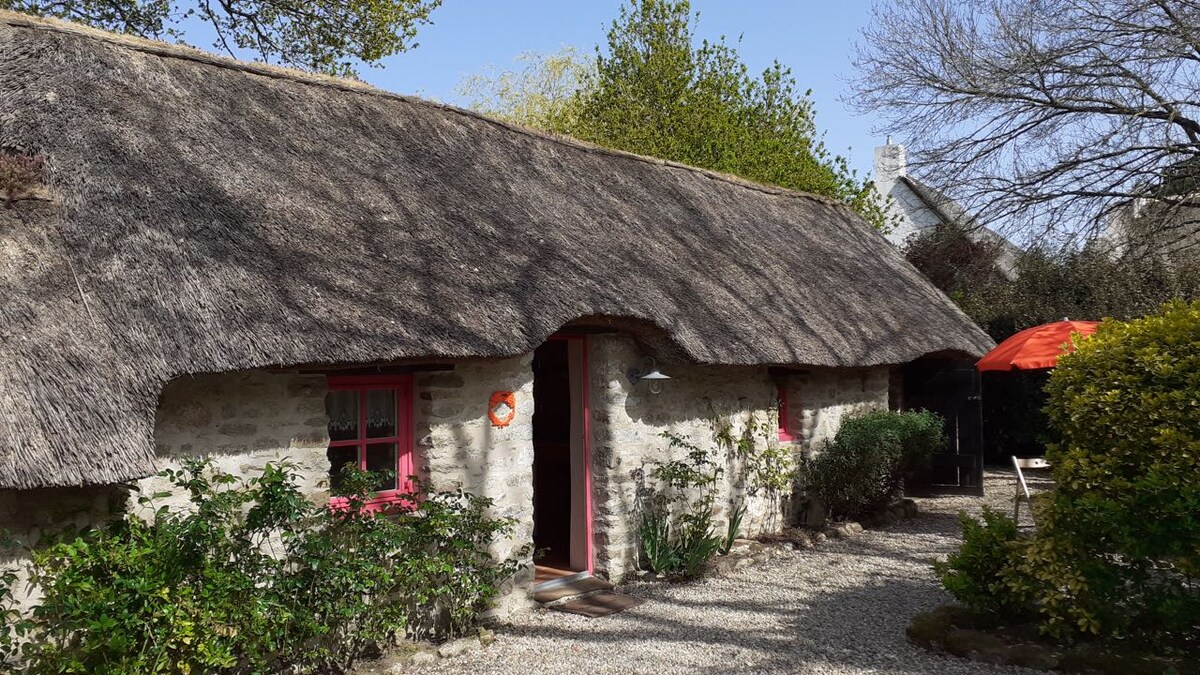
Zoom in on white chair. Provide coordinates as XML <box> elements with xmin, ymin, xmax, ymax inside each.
<box><xmin>1012</xmin><ymin>456</ymin><xmax>1051</xmax><ymax>523</ymax></box>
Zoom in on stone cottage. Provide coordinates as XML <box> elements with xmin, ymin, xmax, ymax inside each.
<box><xmin>0</xmin><ymin>12</ymin><xmax>993</xmax><ymax>613</ymax></box>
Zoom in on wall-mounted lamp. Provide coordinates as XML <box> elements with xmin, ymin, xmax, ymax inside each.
<box><xmin>628</xmin><ymin>356</ymin><xmax>671</xmax><ymax>394</ymax></box>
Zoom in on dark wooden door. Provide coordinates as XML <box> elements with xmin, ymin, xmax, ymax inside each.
<box><xmin>903</xmin><ymin>359</ymin><xmax>984</xmax><ymax>496</ymax></box>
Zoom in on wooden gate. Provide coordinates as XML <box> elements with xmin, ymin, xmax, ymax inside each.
<box><xmin>902</xmin><ymin>359</ymin><xmax>984</xmax><ymax>496</ymax></box>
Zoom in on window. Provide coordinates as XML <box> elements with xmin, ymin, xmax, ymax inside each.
<box><xmin>325</xmin><ymin>375</ymin><xmax>413</xmax><ymax>504</ymax></box>
<box><xmin>777</xmin><ymin>385</ymin><xmax>794</xmax><ymax>443</ymax></box>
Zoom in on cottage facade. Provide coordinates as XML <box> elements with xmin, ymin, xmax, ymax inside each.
<box><xmin>0</xmin><ymin>12</ymin><xmax>993</xmax><ymax>615</ymax></box>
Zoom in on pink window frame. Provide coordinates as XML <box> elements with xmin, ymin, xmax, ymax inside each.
<box><xmin>326</xmin><ymin>374</ymin><xmax>414</xmax><ymax>508</ymax></box>
<box><xmin>777</xmin><ymin>385</ymin><xmax>794</xmax><ymax>443</ymax></box>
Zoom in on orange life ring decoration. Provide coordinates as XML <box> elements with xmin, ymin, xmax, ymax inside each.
<box><xmin>488</xmin><ymin>391</ymin><xmax>516</xmax><ymax>428</ymax></box>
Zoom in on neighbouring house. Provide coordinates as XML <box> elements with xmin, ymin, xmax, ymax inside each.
<box><xmin>0</xmin><ymin>12</ymin><xmax>994</xmax><ymax>615</ymax></box>
<box><xmin>1102</xmin><ymin>157</ymin><xmax>1200</xmax><ymax>257</ymax></box>
<box><xmin>873</xmin><ymin>141</ymin><xmax>1021</xmax><ymax>279</ymax></box>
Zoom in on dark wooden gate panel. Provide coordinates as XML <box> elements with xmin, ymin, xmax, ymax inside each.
<box><xmin>903</xmin><ymin>359</ymin><xmax>984</xmax><ymax>496</ymax></box>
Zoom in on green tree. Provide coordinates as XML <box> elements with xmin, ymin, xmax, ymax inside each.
<box><xmin>457</xmin><ymin>0</ymin><xmax>889</xmax><ymax>230</ymax></box>
<box><xmin>3</xmin><ymin>0</ymin><xmax>442</xmax><ymax>75</ymax></box>
<box><xmin>904</xmin><ymin>222</ymin><xmax>1200</xmax><ymax>342</ymax></box>
<box><xmin>456</xmin><ymin>47</ymin><xmax>591</xmax><ymax>131</ymax></box>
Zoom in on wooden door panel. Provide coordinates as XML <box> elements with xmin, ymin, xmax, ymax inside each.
<box><xmin>904</xmin><ymin>360</ymin><xmax>984</xmax><ymax>496</ymax></box>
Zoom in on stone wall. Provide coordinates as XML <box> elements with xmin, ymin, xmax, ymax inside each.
<box><xmin>414</xmin><ymin>356</ymin><xmax>537</xmax><ymax>616</ymax></box>
<box><xmin>137</xmin><ymin>371</ymin><xmax>331</xmax><ymax>514</ymax></box>
<box><xmin>587</xmin><ymin>334</ymin><xmax>891</xmax><ymax>580</ymax></box>
<box><xmin>145</xmin><ymin>363</ymin><xmax>539</xmax><ymax>616</ymax></box>
<box><xmin>1</xmin><ymin>341</ymin><xmax>894</xmax><ymax>614</ymax></box>
<box><xmin>783</xmin><ymin>367</ymin><xmax>891</xmax><ymax>453</ymax></box>
<box><xmin>0</xmin><ymin>371</ymin><xmax>331</xmax><ymax>615</ymax></box>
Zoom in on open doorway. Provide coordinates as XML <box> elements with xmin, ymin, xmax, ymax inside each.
<box><xmin>531</xmin><ymin>336</ymin><xmax>591</xmax><ymax>583</ymax></box>
<box><xmin>903</xmin><ymin>357</ymin><xmax>984</xmax><ymax>496</ymax></box>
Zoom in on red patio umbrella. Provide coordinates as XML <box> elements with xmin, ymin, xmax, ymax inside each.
<box><xmin>976</xmin><ymin>320</ymin><xmax>1100</xmax><ymax>372</ymax></box>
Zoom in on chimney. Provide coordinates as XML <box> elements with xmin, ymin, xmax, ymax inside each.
<box><xmin>873</xmin><ymin>140</ymin><xmax>906</xmax><ymax>184</ymax></box>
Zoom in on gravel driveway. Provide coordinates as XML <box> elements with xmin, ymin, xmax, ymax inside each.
<box><xmin>412</xmin><ymin>470</ymin><xmax>1050</xmax><ymax>675</ymax></box>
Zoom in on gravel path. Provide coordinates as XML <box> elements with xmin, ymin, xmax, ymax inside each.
<box><xmin>411</xmin><ymin>470</ymin><xmax>1052</xmax><ymax>675</ymax></box>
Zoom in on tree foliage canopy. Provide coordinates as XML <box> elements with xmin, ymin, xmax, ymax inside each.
<box><xmin>458</xmin><ymin>0</ymin><xmax>889</xmax><ymax>230</ymax></box>
<box><xmin>457</xmin><ymin>47</ymin><xmax>591</xmax><ymax>131</ymax></box>
<box><xmin>905</xmin><ymin>222</ymin><xmax>1200</xmax><ymax>341</ymax></box>
<box><xmin>3</xmin><ymin>0</ymin><xmax>441</xmax><ymax>75</ymax></box>
<box><xmin>854</xmin><ymin>0</ymin><xmax>1200</xmax><ymax>246</ymax></box>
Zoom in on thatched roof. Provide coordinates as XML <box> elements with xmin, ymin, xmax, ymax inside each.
<box><xmin>0</xmin><ymin>11</ymin><xmax>993</xmax><ymax>489</ymax></box>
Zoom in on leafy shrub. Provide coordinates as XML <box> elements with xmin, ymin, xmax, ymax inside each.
<box><xmin>934</xmin><ymin>508</ymin><xmax>1029</xmax><ymax>615</ymax></box>
<box><xmin>13</xmin><ymin>460</ymin><xmax>524</xmax><ymax>674</ymax></box>
<box><xmin>802</xmin><ymin>409</ymin><xmax>944</xmax><ymax>519</ymax></box>
<box><xmin>638</xmin><ymin>432</ymin><xmax>725</xmax><ymax>580</ymax></box>
<box><xmin>718</xmin><ymin>502</ymin><xmax>747</xmax><ymax>556</ymax></box>
<box><xmin>1019</xmin><ymin>300</ymin><xmax>1200</xmax><ymax>644</ymax></box>
<box><xmin>935</xmin><ymin>302</ymin><xmax>1200</xmax><ymax>649</ymax></box>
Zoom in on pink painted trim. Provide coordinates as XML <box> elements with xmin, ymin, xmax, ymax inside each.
<box><xmin>326</xmin><ymin>374</ymin><xmax>415</xmax><ymax>507</ymax></box>
<box><xmin>580</xmin><ymin>335</ymin><xmax>594</xmax><ymax>573</ymax></box>
<box><xmin>777</xmin><ymin>385</ymin><xmax>795</xmax><ymax>443</ymax></box>
<box><xmin>550</xmin><ymin>334</ymin><xmax>593</xmax><ymax>572</ymax></box>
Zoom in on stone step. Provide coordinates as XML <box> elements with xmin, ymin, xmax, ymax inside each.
<box><xmin>532</xmin><ymin>573</ymin><xmax>613</xmax><ymax>605</ymax></box>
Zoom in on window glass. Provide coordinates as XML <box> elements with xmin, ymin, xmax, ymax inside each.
<box><xmin>365</xmin><ymin>443</ymin><xmax>398</xmax><ymax>491</ymax></box>
<box><xmin>326</xmin><ymin>445</ymin><xmax>358</xmax><ymax>492</ymax></box>
<box><xmin>326</xmin><ymin>390</ymin><xmax>359</xmax><ymax>442</ymax></box>
<box><xmin>326</xmin><ymin>378</ymin><xmax>411</xmax><ymax>501</ymax></box>
<box><xmin>365</xmin><ymin>389</ymin><xmax>397</xmax><ymax>438</ymax></box>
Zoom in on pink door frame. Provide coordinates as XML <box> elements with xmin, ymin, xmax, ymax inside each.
<box><xmin>545</xmin><ymin>334</ymin><xmax>594</xmax><ymax>573</ymax></box>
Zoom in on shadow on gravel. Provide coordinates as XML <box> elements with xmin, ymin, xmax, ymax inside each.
<box><xmin>466</xmin><ymin>486</ymin><xmax>1041</xmax><ymax>674</ymax></box>
<box><xmin>497</xmin><ymin>574</ymin><xmax>997</xmax><ymax>674</ymax></box>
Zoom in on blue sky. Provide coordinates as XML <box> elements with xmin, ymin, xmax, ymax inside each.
<box><xmin>184</xmin><ymin>1</ymin><xmax>886</xmax><ymax>176</ymax></box>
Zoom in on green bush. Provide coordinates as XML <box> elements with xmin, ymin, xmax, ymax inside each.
<box><xmin>1020</xmin><ymin>300</ymin><xmax>1200</xmax><ymax>644</ymax></box>
<box><xmin>802</xmin><ymin>409</ymin><xmax>944</xmax><ymax>520</ymax></box>
<box><xmin>934</xmin><ymin>508</ymin><xmax>1028</xmax><ymax>615</ymax></box>
<box><xmin>935</xmin><ymin>302</ymin><xmax>1200</xmax><ymax>649</ymax></box>
<box><xmin>9</xmin><ymin>460</ymin><xmax>525</xmax><ymax>674</ymax></box>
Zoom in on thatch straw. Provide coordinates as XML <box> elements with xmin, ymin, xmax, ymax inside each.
<box><xmin>0</xmin><ymin>11</ymin><xmax>993</xmax><ymax>489</ymax></box>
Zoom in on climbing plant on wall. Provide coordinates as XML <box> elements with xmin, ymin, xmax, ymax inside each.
<box><xmin>713</xmin><ymin>410</ymin><xmax>795</xmax><ymax>499</ymax></box>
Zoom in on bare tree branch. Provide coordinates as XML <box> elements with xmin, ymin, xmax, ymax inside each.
<box><xmin>852</xmin><ymin>0</ymin><xmax>1200</xmax><ymax>252</ymax></box>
